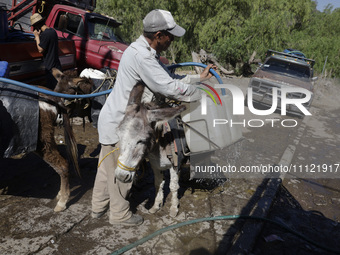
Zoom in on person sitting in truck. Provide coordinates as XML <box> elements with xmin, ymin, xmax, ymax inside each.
<box><xmin>30</xmin><ymin>13</ymin><xmax>62</xmax><ymax>90</ymax></box>
<box><xmin>91</xmin><ymin>9</ymin><xmax>215</xmax><ymax>226</ymax></box>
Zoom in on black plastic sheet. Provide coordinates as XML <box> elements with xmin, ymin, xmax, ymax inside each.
<box><xmin>90</xmin><ymin>70</ymin><xmax>116</xmax><ymax>128</ymax></box>
<box><xmin>0</xmin><ymin>82</ymin><xmax>39</xmax><ymax>158</ymax></box>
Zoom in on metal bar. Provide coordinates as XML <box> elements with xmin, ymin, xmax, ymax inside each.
<box><xmin>266</xmin><ymin>49</ymin><xmax>315</xmax><ymax>66</ymax></box>
<box><xmin>9</xmin><ymin>0</ymin><xmax>38</xmax><ymax>25</ymax></box>
<box><xmin>179</xmin><ymin>120</ymin><xmax>221</xmax><ymax>150</ymax></box>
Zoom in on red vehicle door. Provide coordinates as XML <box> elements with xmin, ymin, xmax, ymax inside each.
<box><xmin>48</xmin><ymin>5</ymin><xmax>128</xmax><ymax>71</ymax></box>
<box><xmin>48</xmin><ymin>6</ymin><xmax>88</xmax><ymax>70</ymax></box>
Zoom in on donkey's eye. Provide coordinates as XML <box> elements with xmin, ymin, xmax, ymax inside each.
<box><xmin>137</xmin><ymin>140</ymin><xmax>146</xmax><ymax>145</ymax></box>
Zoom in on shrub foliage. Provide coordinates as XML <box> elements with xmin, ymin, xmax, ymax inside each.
<box><xmin>97</xmin><ymin>0</ymin><xmax>340</xmax><ymax>77</ymax></box>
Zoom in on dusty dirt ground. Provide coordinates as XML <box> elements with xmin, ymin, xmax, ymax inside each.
<box><xmin>0</xmin><ymin>77</ymin><xmax>340</xmax><ymax>254</ymax></box>
<box><xmin>251</xmin><ymin>77</ymin><xmax>340</xmax><ymax>255</ymax></box>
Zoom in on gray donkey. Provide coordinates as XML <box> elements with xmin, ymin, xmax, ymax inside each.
<box><xmin>115</xmin><ymin>83</ymin><xmax>186</xmax><ymax>217</ymax></box>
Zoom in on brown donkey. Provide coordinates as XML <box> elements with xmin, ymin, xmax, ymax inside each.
<box><xmin>0</xmin><ymin>70</ymin><xmax>94</xmax><ymax>212</ymax></box>
<box><xmin>36</xmin><ymin>92</ymin><xmax>79</xmax><ymax>212</ymax></box>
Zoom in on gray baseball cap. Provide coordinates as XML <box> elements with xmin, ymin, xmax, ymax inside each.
<box><xmin>143</xmin><ymin>9</ymin><xmax>186</xmax><ymax>37</ymax></box>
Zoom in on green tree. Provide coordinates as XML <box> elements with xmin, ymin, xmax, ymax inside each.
<box><xmin>96</xmin><ymin>0</ymin><xmax>340</xmax><ymax>77</ymax></box>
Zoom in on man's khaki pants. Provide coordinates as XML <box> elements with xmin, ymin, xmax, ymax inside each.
<box><xmin>91</xmin><ymin>144</ymin><xmax>132</xmax><ymax>221</ymax></box>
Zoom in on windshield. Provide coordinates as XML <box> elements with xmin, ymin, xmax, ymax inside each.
<box><xmin>87</xmin><ymin>17</ymin><xmax>125</xmax><ymax>43</ymax></box>
<box><xmin>262</xmin><ymin>58</ymin><xmax>311</xmax><ymax>79</ymax></box>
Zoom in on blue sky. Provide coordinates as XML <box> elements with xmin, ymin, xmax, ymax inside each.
<box><xmin>315</xmin><ymin>0</ymin><xmax>340</xmax><ymax>11</ymax></box>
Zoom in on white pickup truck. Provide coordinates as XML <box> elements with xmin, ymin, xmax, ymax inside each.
<box><xmin>248</xmin><ymin>49</ymin><xmax>317</xmax><ymax>116</ymax></box>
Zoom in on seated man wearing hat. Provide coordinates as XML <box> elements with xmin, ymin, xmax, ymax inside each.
<box><xmin>30</xmin><ymin>13</ymin><xmax>62</xmax><ymax>90</ymax></box>
<box><xmin>91</xmin><ymin>9</ymin><xmax>215</xmax><ymax>226</ymax></box>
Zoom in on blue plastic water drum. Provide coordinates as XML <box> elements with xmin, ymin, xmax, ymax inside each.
<box><xmin>0</xmin><ymin>61</ymin><xmax>10</xmax><ymax>78</ymax></box>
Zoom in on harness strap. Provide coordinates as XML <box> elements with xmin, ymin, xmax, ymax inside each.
<box><xmin>91</xmin><ymin>76</ymin><xmax>116</xmax><ymax>94</ymax></box>
<box><xmin>117</xmin><ymin>159</ymin><xmax>136</xmax><ymax>172</ymax></box>
<box><xmin>164</xmin><ymin>121</ymin><xmax>179</xmax><ymax>167</ymax></box>
<box><xmin>97</xmin><ymin>148</ymin><xmax>136</xmax><ymax>172</ymax></box>
<box><xmin>97</xmin><ymin>147</ymin><xmax>119</xmax><ymax>168</ymax></box>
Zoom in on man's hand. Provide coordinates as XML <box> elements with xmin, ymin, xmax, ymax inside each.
<box><xmin>200</xmin><ymin>64</ymin><xmax>217</xmax><ymax>81</ymax></box>
<box><xmin>33</xmin><ymin>29</ymin><xmax>41</xmax><ymax>37</ymax></box>
<box><xmin>33</xmin><ymin>30</ymin><xmax>44</xmax><ymax>54</ymax></box>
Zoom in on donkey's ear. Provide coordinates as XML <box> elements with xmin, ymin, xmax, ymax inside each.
<box><xmin>146</xmin><ymin>105</ymin><xmax>186</xmax><ymax>123</ymax></box>
<box><xmin>69</xmin><ymin>78</ymin><xmax>84</xmax><ymax>89</ymax></box>
<box><xmin>52</xmin><ymin>68</ymin><xmax>64</xmax><ymax>82</ymax></box>
<box><xmin>128</xmin><ymin>83</ymin><xmax>144</xmax><ymax>105</ymax></box>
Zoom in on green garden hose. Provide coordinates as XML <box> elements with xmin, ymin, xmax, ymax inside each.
<box><xmin>110</xmin><ymin>214</ymin><xmax>340</xmax><ymax>255</ymax></box>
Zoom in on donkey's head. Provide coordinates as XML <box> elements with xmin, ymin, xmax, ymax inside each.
<box><xmin>115</xmin><ymin>83</ymin><xmax>186</xmax><ymax>183</ymax></box>
<box><xmin>52</xmin><ymin>68</ymin><xmax>94</xmax><ymax>118</ymax></box>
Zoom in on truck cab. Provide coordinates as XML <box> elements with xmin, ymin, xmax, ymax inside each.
<box><xmin>46</xmin><ymin>4</ymin><xmax>128</xmax><ymax>71</ymax></box>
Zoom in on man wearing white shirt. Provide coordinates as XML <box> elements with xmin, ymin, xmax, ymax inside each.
<box><xmin>91</xmin><ymin>9</ymin><xmax>214</xmax><ymax>226</ymax></box>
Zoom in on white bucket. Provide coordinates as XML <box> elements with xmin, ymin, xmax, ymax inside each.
<box><xmin>180</xmin><ymin>90</ymin><xmax>242</xmax><ymax>153</ymax></box>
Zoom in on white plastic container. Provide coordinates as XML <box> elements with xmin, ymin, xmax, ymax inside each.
<box><xmin>80</xmin><ymin>68</ymin><xmax>106</xmax><ymax>79</ymax></box>
<box><xmin>180</xmin><ymin>90</ymin><xmax>242</xmax><ymax>153</ymax></box>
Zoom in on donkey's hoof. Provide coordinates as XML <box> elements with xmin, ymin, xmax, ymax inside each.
<box><xmin>54</xmin><ymin>205</ymin><xmax>66</xmax><ymax>212</ymax></box>
<box><xmin>54</xmin><ymin>201</ymin><xmax>67</xmax><ymax>212</ymax></box>
<box><xmin>169</xmin><ymin>207</ymin><xmax>179</xmax><ymax>218</ymax></box>
<box><xmin>148</xmin><ymin>207</ymin><xmax>160</xmax><ymax>214</ymax></box>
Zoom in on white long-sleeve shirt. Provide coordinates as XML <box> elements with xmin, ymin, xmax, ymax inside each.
<box><xmin>98</xmin><ymin>35</ymin><xmax>201</xmax><ymax>145</ymax></box>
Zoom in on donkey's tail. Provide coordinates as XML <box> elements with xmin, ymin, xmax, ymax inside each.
<box><xmin>62</xmin><ymin>112</ymin><xmax>81</xmax><ymax>177</ymax></box>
